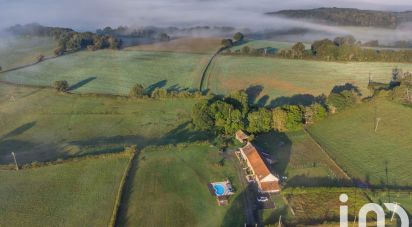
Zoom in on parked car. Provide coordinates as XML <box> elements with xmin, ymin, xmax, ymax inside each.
<box><xmin>257</xmin><ymin>196</ymin><xmax>268</xmax><ymax>202</ymax></box>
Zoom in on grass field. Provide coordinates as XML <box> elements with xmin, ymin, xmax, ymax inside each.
<box><xmin>0</xmin><ymin>153</ymin><xmax>131</xmax><ymax>227</ymax></box>
<box><xmin>118</xmin><ymin>144</ymin><xmax>245</xmax><ymax>227</ymax></box>
<box><xmin>125</xmin><ymin>37</ymin><xmax>222</xmax><ymax>54</ymax></box>
<box><xmin>0</xmin><ymin>36</ymin><xmax>57</xmax><ymax>71</ymax></box>
<box><xmin>254</xmin><ymin>130</ymin><xmax>348</xmax><ymax>186</ymax></box>
<box><xmin>0</xmin><ymin>83</ymin><xmax>201</xmax><ymax>164</ymax></box>
<box><xmin>308</xmin><ymin>98</ymin><xmax>412</xmax><ymax>186</ymax></box>
<box><xmin>207</xmin><ymin>55</ymin><xmax>412</xmax><ymax>103</ymax></box>
<box><xmin>368</xmin><ymin>190</ymin><xmax>412</xmax><ymax>216</ymax></box>
<box><xmin>0</xmin><ymin>49</ymin><xmax>210</xmax><ymax>95</ymax></box>
<box><xmin>283</xmin><ymin>188</ymin><xmax>370</xmax><ymax>223</ymax></box>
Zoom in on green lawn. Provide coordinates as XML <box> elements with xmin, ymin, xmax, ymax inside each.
<box><xmin>0</xmin><ymin>153</ymin><xmax>131</xmax><ymax>227</ymax></box>
<box><xmin>368</xmin><ymin>190</ymin><xmax>412</xmax><ymax>217</ymax></box>
<box><xmin>0</xmin><ymin>83</ymin><xmax>202</xmax><ymax>164</ymax></box>
<box><xmin>118</xmin><ymin>144</ymin><xmax>245</xmax><ymax>227</ymax></box>
<box><xmin>208</xmin><ymin>55</ymin><xmax>412</xmax><ymax>102</ymax></box>
<box><xmin>0</xmin><ymin>36</ymin><xmax>57</xmax><ymax>70</ymax></box>
<box><xmin>309</xmin><ymin>99</ymin><xmax>412</xmax><ymax>186</ymax></box>
<box><xmin>0</xmin><ymin>49</ymin><xmax>210</xmax><ymax>95</ymax></box>
<box><xmin>254</xmin><ymin>130</ymin><xmax>348</xmax><ymax>186</ymax></box>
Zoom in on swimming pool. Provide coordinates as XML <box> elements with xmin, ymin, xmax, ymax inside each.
<box><xmin>213</xmin><ymin>184</ymin><xmax>225</xmax><ymax>196</ymax></box>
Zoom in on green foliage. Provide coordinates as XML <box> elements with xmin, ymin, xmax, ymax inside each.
<box><xmin>225</xmin><ymin>90</ymin><xmax>249</xmax><ymax>117</ymax></box>
<box><xmin>233</xmin><ymin>32</ymin><xmax>245</xmax><ymax>42</ymax></box>
<box><xmin>210</xmin><ymin>100</ymin><xmax>234</xmax><ymax>132</ymax></box>
<box><xmin>291</xmin><ymin>42</ymin><xmax>306</xmax><ymax>59</ymax></box>
<box><xmin>327</xmin><ymin>84</ymin><xmax>361</xmax><ymax>111</ymax></box>
<box><xmin>283</xmin><ymin>105</ymin><xmax>304</xmax><ymax>131</ymax></box>
<box><xmin>129</xmin><ymin>83</ymin><xmax>145</xmax><ymax>97</ymax></box>
<box><xmin>221</xmin><ymin>39</ymin><xmax>233</xmax><ymax>48</ymax></box>
<box><xmin>53</xmin><ymin>80</ymin><xmax>69</xmax><ymax>92</ymax></box>
<box><xmin>272</xmin><ymin>107</ymin><xmax>288</xmax><ymax>132</ymax></box>
<box><xmin>305</xmin><ymin>103</ymin><xmax>328</xmax><ymax>123</ymax></box>
<box><xmin>224</xmin><ymin>109</ymin><xmax>244</xmax><ymax>134</ymax></box>
<box><xmin>150</xmin><ymin>87</ymin><xmax>168</xmax><ymax>98</ymax></box>
<box><xmin>247</xmin><ymin>108</ymin><xmax>272</xmax><ymax>133</ymax></box>
<box><xmin>192</xmin><ymin>100</ymin><xmax>214</xmax><ymax>131</ymax></box>
<box><xmin>241</xmin><ymin>45</ymin><xmax>251</xmax><ymax>54</ymax></box>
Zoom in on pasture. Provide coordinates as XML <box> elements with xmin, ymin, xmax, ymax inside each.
<box><xmin>254</xmin><ymin>130</ymin><xmax>348</xmax><ymax>186</ymax></box>
<box><xmin>0</xmin><ymin>49</ymin><xmax>210</xmax><ymax>95</ymax></box>
<box><xmin>308</xmin><ymin>98</ymin><xmax>412</xmax><ymax>186</ymax></box>
<box><xmin>117</xmin><ymin>144</ymin><xmax>245</xmax><ymax>227</ymax></box>
<box><xmin>125</xmin><ymin>37</ymin><xmax>222</xmax><ymax>54</ymax></box>
<box><xmin>207</xmin><ymin>55</ymin><xmax>412</xmax><ymax>103</ymax></box>
<box><xmin>0</xmin><ymin>153</ymin><xmax>131</xmax><ymax>227</ymax></box>
<box><xmin>0</xmin><ymin>36</ymin><xmax>56</xmax><ymax>71</ymax></box>
<box><xmin>0</xmin><ymin>83</ymin><xmax>201</xmax><ymax>164</ymax></box>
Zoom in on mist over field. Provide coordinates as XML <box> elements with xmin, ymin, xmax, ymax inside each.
<box><xmin>1</xmin><ymin>0</ymin><xmax>412</xmax><ymax>42</ymax></box>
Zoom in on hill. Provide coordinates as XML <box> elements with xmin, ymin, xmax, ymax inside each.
<box><xmin>268</xmin><ymin>8</ymin><xmax>412</xmax><ymax>28</ymax></box>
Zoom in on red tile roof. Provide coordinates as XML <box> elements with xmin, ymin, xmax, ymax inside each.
<box><xmin>241</xmin><ymin>143</ymin><xmax>271</xmax><ymax>180</ymax></box>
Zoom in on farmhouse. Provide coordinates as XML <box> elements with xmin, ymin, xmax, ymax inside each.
<box><xmin>239</xmin><ymin>142</ymin><xmax>280</xmax><ymax>193</ymax></box>
<box><xmin>235</xmin><ymin>130</ymin><xmax>249</xmax><ymax>143</ymax></box>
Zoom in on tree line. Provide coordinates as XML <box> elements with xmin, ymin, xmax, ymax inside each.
<box><xmin>191</xmin><ymin>85</ymin><xmax>361</xmax><ymax>135</ymax></box>
<box><xmin>7</xmin><ymin>23</ymin><xmax>121</xmax><ymax>56</ymax></box>
<box><xmin>227</xmin><ymin>35</ymin><xmax>412</xmax><ymax>63</ymax></box>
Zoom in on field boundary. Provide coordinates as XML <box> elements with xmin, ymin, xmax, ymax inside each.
<box><xmin>108</xmin><ymin>148</ymin><xmax>137</xmax><ymax>227</ymax></box>
<box><xmin>199</xmin><ymin>47</ymin><xmax>226</xmax><ymax>91</ymax></box>
<box><xmin>0</xmin><ymin>149</ymin><xmax>132</xmax><ymax>171</ymax></box>
<box><xmin>303</xmin><ymin>128</ymin><xmax>352</xmax><ymax>181</ymax></box>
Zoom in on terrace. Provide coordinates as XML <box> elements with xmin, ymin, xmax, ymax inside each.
<box><xmin>208</xmin><ymin>180</ymin><xmax>235</xmax><ymax>206</ymax></box>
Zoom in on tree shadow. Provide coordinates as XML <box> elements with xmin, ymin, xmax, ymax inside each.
<box><xmin>68</xmin><ymin>77</ymin><xmax>97</xmax><ymax>91</ymax></box>
<box><xmin>145</xmin><ymin>80</ymin><xmax>167</xmax><ymax>94</ymax></box>
<box><xmin>331</xmin><ymin>83</ymin><xmax>362</xmax><ymax>95</ymax></box>
<box><xmin>253</xmin><ymin>131</ymin><xmax>292</xmax><ymax>176</ymax></box>
<box><xmin>269</xmin><ymin>94</ymin><xmax>317</xmax><ymax>108</ymax></box>
<box><xmin>221</xmin><ymin>184</ymin><xmax>251</xmax><ymax>227</ymax></box>
<box><xmin>257</xmin><ymin>95</ymin><xmax>269</xmax><ymax>107</ymax></box>
<box><xmin>1</xmin><ymin>121</ymin><xmax>36</xmax><ymax>139</ymax></box>
<box><xmin>245</xmin><ymin>85</ymin><xmax>264</xmax><ymax>105</ymax></box>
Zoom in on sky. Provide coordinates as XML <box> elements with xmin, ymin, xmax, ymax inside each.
<box><xmin>1</xmin><ymin>0</ymin><xmax>412</xmax><ymax>31</ymax></box>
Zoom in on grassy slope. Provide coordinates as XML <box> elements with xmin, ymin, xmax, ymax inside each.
<box><xmin>0</xmin><ymin>49</ymin><xmax>210</xmax><ymax>95</ymax></box>
<box><xmin>209</xmin><ymin>55</ymin><xmax>412</xmax><ymax>101</ymax></box>
<box><xmin>119</xmin><ymin>144</ymin><xmax>245</xmax><ymax>227</ymax></box>
<box><xmin>0</xmin><ymin>36</ymin><xmax>56</xmax><ymax>70</ymax></box>
<box><xmin>0</xmin><ymin>153</ymin><xmax>130</xmax><ymax>227</ymax></box>
<box><xmin>254</xmin><ymin>131</ymin><xmax>348</xmax><ymax>186</ymax></box>
<box><xmin>309</xmin><ymin>99</ymin><xmax>412</xmax><ymax>186</ymax></box>
<box><xmin>0</xmin><ymin>83</ymin><xmax>199</xmax><ymax>164</ymax></box>
<box><xmin>125</xmin><ymin>37</ymin><xmax>222</xmax><ymax>54</ymax></box>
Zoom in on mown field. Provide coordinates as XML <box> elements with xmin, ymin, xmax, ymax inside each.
<box><xmin>0</xmin><ymin>83</ymin><xmax>201</xmax><ymax>164</ymax></box>
<box><xmin>118</xmin><ymin>144</ymin><xmax>245</xmax><ymax>227</ymax></box>
<box><xmin>0</xmin><ymin>153</ymin><xmax>131</xmax><ymax>227</ymax></box>
<box><xmin>125</xmin><ymin>37</ymin><xmax>222</xmax><ymax>54</ymax></box>
<box><xmin>0</xmin><ymin>49</ymin><xmax>210</xmax><ymax>95</ymax></box>
<box><xmin>254</xmin><ymin>130</ymin><xmax>348</xmax><ymax>186</ymax></box>
<box><xmin>0</xmin><ymin>36</ymin><xmax>56</xmax><ymax>71</ymax></box>
<box><xmin>309</xmin><ymin>98</ymin><xmax>412</xmax><ymax>186</ymax></box>
<box><xmin>207</xmin><ymin>55</ymin><xmax>412</xmax><ymax>102</ymax></box>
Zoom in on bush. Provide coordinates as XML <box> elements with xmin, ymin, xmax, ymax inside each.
<box><xmin>53</xmin><ymin>80</ymin><xmax>69</xmax><ymax>92</ymax></box>
<box><xmin>129</xmin><ymin>84</ymin><xmax>145</xmax><ymax>98</ymax></box>
<box><xmin>36</xmin><ymin>54</ymin><xmax>45</xmax><ymax>62</ymax></box>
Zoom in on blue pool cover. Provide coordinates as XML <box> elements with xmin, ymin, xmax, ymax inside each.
<box><xmin>213</xmin><ymin>184</ymin><xmax>225</xmax><ymax>196</ymax></box>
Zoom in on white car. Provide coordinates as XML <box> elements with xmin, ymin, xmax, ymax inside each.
<box><xmin>257</xmin><ymin>196</ymin><xmax>269</xmax><ymax>202</ymax></box>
